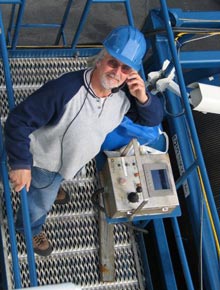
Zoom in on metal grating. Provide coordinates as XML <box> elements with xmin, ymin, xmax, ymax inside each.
<box><xmin>0</xmin><ymin>56</ymin><xmax>145</xmax><ymax>289</ymax></box>
<box><xmin>193</xmin><ymin>110</ymin><xmax>220</xmax><ymax>216</ymax></box>
<box><xmin>1</xmin><ymin>176</ymin><xmax>144</xmax><ymax>289</ymax></box>
<box><xmin>15</xmin><ymin>246</ymin><xmax>139</xmax><ymax>287</ymax></box>
<box><xmin>0</xmin><ymin>57</ymin><xmax>89</xmax><ymax>118</ymax></box>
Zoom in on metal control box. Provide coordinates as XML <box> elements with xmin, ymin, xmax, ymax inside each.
<box><xmin>100</xmin><ymin>140</ymin><xmax>179</xmax><ymax>219</ymax></box>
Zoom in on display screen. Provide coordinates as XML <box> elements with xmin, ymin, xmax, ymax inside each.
<box><xmin>151</xmin><ymin>169</ymin><xmax>170</xmax><ymax>190</ymax></box>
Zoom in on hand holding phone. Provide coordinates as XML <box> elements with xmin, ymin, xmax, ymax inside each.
<box><xmin>126</xmin><ymin>71</ymin><xmax>148</xmax><ymax>104</ymax></box>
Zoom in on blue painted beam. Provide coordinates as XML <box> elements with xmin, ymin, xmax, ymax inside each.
<box><xmin>153</xmin><ymin>219</ymin><xmax>178</xmax><ymax>290</ymax></box>
<box><xmin>180</xmin><ymin>51</ymin><xmax>220</xmax><ymax>69</ymax></box>
<box><xmin>168</xmin><ymin>8</ymin><xmax>220</xmax><ymax>28</ymax></box>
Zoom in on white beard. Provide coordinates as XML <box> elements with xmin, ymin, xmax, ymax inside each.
<box><xmin>100</xmin><ymin>73</ymin><xmax>121</xmax><ymax>90</ymax></box>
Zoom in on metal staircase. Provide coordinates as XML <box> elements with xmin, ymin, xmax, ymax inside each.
<box><xmin>0</xmin><ymin>1</ymin><xmax>148</xmax><ymax>289</ymax></box>
<box><xmin>0</xmin><ymin>1</ymin><xmax>220</xmax><ymax>290</ymax></box>
<box><xmin>0</xmin><ymin>56</ymin><xmax>145</xmax><ymax>289</ymax></box>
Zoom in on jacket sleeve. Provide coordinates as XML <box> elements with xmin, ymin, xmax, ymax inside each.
<box><xmin>4</xmin><ymin>72</ymin><xmax>82</xmax><ymax>170</ymax></box>
<box><xmin>125</xmin><ymin>87</ymin><xmax>164</xmax><ymax>126</ymax></box>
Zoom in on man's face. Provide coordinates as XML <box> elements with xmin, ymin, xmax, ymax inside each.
<box><xmin>97</xmin><ymin>54</ymin><xmax>133</xmax><ymax>90</ymax></box>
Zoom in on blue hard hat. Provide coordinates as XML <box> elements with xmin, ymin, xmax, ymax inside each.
<box><xmin>103</xmin><ymin>25</ymin><xmax>147</xmax><ymax>71</ymax></box>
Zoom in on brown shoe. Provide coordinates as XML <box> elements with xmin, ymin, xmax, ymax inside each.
<box><xmin>54</xmin><ymin>187</ymin><xmax>70</xmax><ymax>205</ymax></box>
<box><xmin>32</xmin><ymin>231</ymin><xmax>53</xmax><ymax>256</ymax></box>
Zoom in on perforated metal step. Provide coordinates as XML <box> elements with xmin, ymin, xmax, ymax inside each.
<box><xmin>0</xmin><ymin>57</ymin><xmax>145</xmax><ymax>289</ymax></box>
<box><xmin>0</xmin><ymin>57</ymin><xmax>89</xmax><ymax>119</ymax></box>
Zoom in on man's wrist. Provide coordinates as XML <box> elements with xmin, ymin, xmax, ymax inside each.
<box><xmin>136</xmin><ymin>93</ymin><xmax>149</xmax><ymax>104</ymax></box>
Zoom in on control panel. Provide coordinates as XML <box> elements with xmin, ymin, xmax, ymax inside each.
<box><xmin>100</xmin><ymin>139</ymin><xmax>179</xmax><ymax>219</ymax></box>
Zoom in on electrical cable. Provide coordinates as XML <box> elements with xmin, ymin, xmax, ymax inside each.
<box><xmin>150</xmin><ymin>27</ymin><xmax>215</xmax><ymax>227</ymax></box>
<box><xmin>185</xmin><ymin>121</ymin><xmax>220</xmax><ymax>290</ymax></box>
<box><xmin>199</xmin><ymin>197</ymin><xmax>204</xmax><ymax>290</ymax></box>
<box><xmin>144</xmin><ymin>21</ymin><xmax>220</xmax><ymax>287</ymax></box>
<box><xmin>161</xmin><ymin>91</ymin><xmax>185</xmax><ymax>118</ymax></box>
<box><xmin>168</xmin><ymin>22</ymin><xmax>220</xmax><ymax>274</ymax></box>
<box><xmin>32</xmin><ymin>79</ymin><xmax>91</xmax><ymax>190</ymax></box>
<box><xmin>144</xmin><ymin>26</ymin><xmax>220</xmax><ymax>37</ymax></box>
<box><xmin>174</xmin><ymin>25</ymin><xmax>220</xmax><ymax>290</ymax></box>
<box><xmin>175</xmin><ymin>33</ymin><xmax>219</xmax><ymax>50</ymax></box>
<box><xmin>31</xmin><ymin>71</ymin><xmax>125</xmax><ymax>190</ymax></box>
<box><xmin>156</xmin><ymin>28</ymin><xmax>218</xmax><ymax>119</ymax></box>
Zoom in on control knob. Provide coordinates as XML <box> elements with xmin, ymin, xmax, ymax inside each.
<box><xmin>127</xmin><ymin>192</ymin><xmax>139</xmax><ymax>203</ymax></box>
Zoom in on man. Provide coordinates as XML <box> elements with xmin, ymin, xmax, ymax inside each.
<box><xmin>4</xmin><ymin>25</ymin><xmax>163</xmax><ymax>256</ymax></box>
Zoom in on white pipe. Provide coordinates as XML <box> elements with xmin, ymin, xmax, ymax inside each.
<box><xmin>189</xmin><ymin>83</ymin><xmax>220</xmax><ymax>114</ymax></box>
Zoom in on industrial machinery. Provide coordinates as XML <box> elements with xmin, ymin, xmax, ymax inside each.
<box><xmin>0</xmin><ymin>1</ymin><xmax>220</xmax><ymax>290</ymax></box>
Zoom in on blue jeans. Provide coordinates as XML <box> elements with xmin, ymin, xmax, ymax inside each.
<box><xmin>16</xmin><ymin>166</ymin><xmax>63</xmax><ymax>236</ymax></box>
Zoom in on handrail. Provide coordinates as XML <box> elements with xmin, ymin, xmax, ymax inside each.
<box><xmin>71</xmin><ymin>0</ymin><xmax>135</xmax><ymax>49</ymax></box>
<box><xmin>2</xmin><ymin>0</ymin><xmax>26</xmax><ymax>49</ymax></box>
<box><xmin>6</xmin><ymin>0</ymin><xmax>73</xmax><ymax>48</ymax></box>
<box><xmin>0</xmin><ymin>123</ymin><xmax>22</xmax><ymax>288</ymax></box>
<box><xmin>5</xmin><ymin>0</ymin><xmax>136</xmax><ymax>51</ymax></box>
<box><xmin>0</xmin><ymin>7</ymin><xmax>38</xmax><ymax>288</ymax></box>
<box><xmin>55</xmin><ymin>0</ymin><xmax>75</xmax><ymax>45</ymax></box>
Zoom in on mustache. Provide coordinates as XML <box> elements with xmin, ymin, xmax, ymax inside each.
<box><xmin>107</xmin><ymin>73</ymin><xmax>121</xmax><ymax>82</ymax></box>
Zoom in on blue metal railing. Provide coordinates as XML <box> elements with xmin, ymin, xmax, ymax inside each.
<box><xmin>0</xmin><ymin>123</ymin><xmax>22</xmax><ymax>289</ymax></box>
<box><xmin>7</xmin><ymin>0</ymin><xmax>26</xmax><ymax>49</ymax></box>
<box><xmin>171</xmin><ymin>218</ymin><xmax>195</xmax><ymax>290</ymax></box>
<box><xmin>1</xmin><ymin>0</ymin><xmax>219</xmax><ymax>289</ymax></box>
<box><xmin>0</xmin><ymin>7</ymin><xmax>37</xmax><ymax>288</ymax></box>
<box><xmin>6</xmin><ymin>0</ymin><xmax>74</xmax><ymax>48</ymax></box>
<box><xmin>6</xmin><ymin>0</ymin><xmax>136</xmax><ymax>51</ymax></box>
<box><xmin>71</xmin><ymin>0</ymin><xmax>135</xmax><ymax>50</ymax></box>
